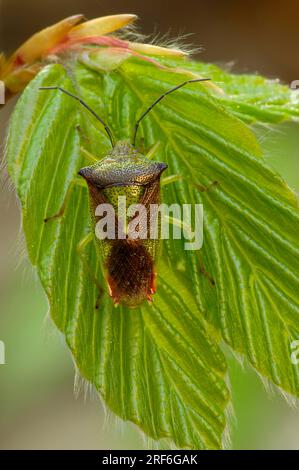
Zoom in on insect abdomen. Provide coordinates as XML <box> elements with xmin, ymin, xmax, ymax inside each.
<box><xmin>107</xmin><ymin>239</ymin><xmax>155</xmax><ymax>307</ymax></box>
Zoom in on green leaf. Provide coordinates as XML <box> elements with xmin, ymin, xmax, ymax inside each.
<box><xmin>6</xmin><ymin>64</ymin><xmax>229</xmax><ymax>449</ymax></box>
<box><xmin>5</xmin><ymin>49</ymin><xmax>299</xmax><ymax>449</ymax></box>
<box><xmin>112</xmin><ymin>57</ymin><xmax>299</xmax><ymax>395</ymax></box>
<box><xmin>155</xmin><ymin>56</ymin><xmax>299</xmax><ymax>124</ymax></box>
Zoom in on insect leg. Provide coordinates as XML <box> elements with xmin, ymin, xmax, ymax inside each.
<box><xmin>164</xmin><ymin>215</ymin><xmax>215</xmax><ymax>286</ymax></box>
<box><xmin>76</xmin><ymin>125</ymin><xmax>91</xmax><ymax>145</ymax></box>
<box><xmin>161</xmin><ymin>174</ymin><xmax>183</xmax><ymax>186</ymax></box>
<box><xmin>162</xmin><ymin>174</ymin><xmax>216</xmax><ymax>284</ymax></box>
<box><xmin>80</xmin><ymin>146</ymin><xmax>100</xmax><ymax>164</ymax></box>
<box><xmin>44</xmin><ymin>177</ymin><xmax>86</xmax><ymax>223</ymax></box>
<box><xmin>77</xmin><ymin>129</ymin><xmax>103</xmax><ymax>163</ymax></box>
<box><xmin>197</xmin><ymin>252</ymin><xmax>215</xmax><ymax>286</ymax></box>
<box><xmin>163</xmin><ymin>215</ymin><xmax>194</xmax><ymax>239</ymax></box>
<box><xmin>194</xmin><ymin>180</ymin><xmax>219</xmax><ymax>192</ymax></box>
<box><xmin>145</xmin><ymin>141</ymin><xmax>161</xmax><ymax>160</ymax></box>
<box><xmin>77</xmin><ymin>233</ymin><xmax>104</xmax><ymax>309</ymax></box>
<box><xmin>161</xmin><ymin>174</ymin><xmax>218</xmax><ymax>192</ymax></box>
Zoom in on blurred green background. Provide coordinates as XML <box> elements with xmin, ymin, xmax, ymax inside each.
<box><xmin>0</xmin><ymin>0</ymin><xmax>299</xmax><ymax>450</ymax></box>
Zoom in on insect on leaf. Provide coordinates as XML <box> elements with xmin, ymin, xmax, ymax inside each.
<box><xmin>5</xmin><ymin>30</ymin><xmax>299</xmax><ymax>449</ymax></box>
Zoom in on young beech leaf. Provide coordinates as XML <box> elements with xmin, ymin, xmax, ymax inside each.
<box><xmin>5</xmin><ymin>52</ymin><xmax>299</xmax><ymax>450</ymax></box>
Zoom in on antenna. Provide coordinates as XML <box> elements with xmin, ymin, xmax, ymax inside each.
<box><xmin>133</xmin><ymin>78</ymin><xmax>211</xmax><ymax>146</ymax></box>
<box><xmin>40</xmin><ymin>86</ymin><xmax>115</xmax><ymax>147</ymax></box>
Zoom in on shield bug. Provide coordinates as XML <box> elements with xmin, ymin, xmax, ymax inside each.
<box><xmin>40</xmin><ymin>77</ymin><xmax>210</xmax><ymax>307</ymax></box>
